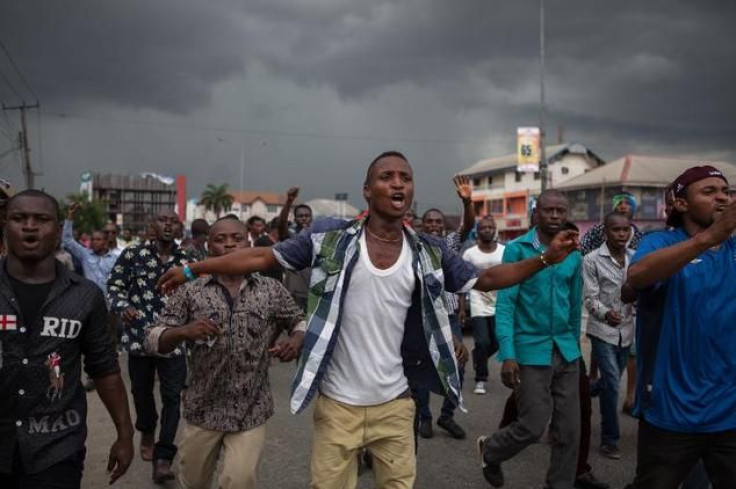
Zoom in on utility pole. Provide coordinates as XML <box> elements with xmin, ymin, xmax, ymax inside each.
<box><xmin>3</xmin><ymin>102</ymin><xmax>39</xmax><ymax>189</ymax></box>
<box><xmin>539</xmin><ymin>0</ymin><xmax>548</xmax><ymax>191</ymax></box>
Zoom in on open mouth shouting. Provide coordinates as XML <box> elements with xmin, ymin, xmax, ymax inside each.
<box><xmin>21</xmin><ymin>234</ymin><xmax>40</xmax><ymax>250</ymax></box>
<box><xmin>390</xmin><ymin>192</ymin><xmax>407</xmax><ymax>211</ymax></box>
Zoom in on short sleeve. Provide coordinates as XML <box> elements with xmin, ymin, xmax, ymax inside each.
<box><xmin>631</xmin><ymin>231</ymin><xmax>678</xmax><ymax>266</ymax></box>
<box><xmin>440</xmin><ymin>239</ymin><xmax>479</xmax><ymax>293</ymax></box>
<box><xmin>273</xmin><ymin>227</ymin><xmax>314</xmax><ymax>271</ymax></box>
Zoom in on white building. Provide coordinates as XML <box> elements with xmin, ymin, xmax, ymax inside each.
<box><xmin>459</xmin><ymin>142</ymin><xmax>605</xmax><ymax>239</ymax></box>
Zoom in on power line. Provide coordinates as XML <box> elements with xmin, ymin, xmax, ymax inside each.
<box><xmin>0</xmin><ymin>38</ymin><xmax>39</xmax><ymax>102</ymax></box>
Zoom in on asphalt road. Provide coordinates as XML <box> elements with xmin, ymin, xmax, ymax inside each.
<box><xmin>82</xmin><ymin>337</ymin><xmax>637</xmax><ymax>489</ymax></box>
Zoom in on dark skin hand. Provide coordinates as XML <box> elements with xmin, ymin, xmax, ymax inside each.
<box><xmin>501</xmin><ymin>360</ymin><xmax>521</xmax><ymax>389</ymax></box>
<box><xmin>453</xmin><ymin>336</ymin><xmax>469</xmax><ymax>365</ymax></box>
<box><xmin>268</xmin><ymin>331</ymin><xmax>306</xmax><ymax>362</ymax></box>
<box><xmin>94</xmin><ymin>372</ymin><xmax>134</xmax><ymax>484</ymax></box>
<box><xmin>121</xmin><ymin>307</ymin><xmax>140</xmax><ymax>323</ymax></box>
<box><xmin>158</xmin><ymin>319</ymin><xmax>221</xmax><ymax>354</ymax></box>
<box><xmin>605</xmin><ymin>310</ymin><xmax>623</xmax><ymax>327</ymax></box>
<box><xmin>473</xmin><ymin>229</ymin><xmax>579</xmax><ymax>292</ymax></box>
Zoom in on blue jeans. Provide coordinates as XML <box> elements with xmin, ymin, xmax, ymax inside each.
<box><xmin>590</xmin><ymin>336</ymin><xmax>629</xmax><ymax>446</ymax></box>
<box><xmin>472</xmin><ymin>316</ymin><xmax>498</xmax><ymax>383</ymax></box>
<box><xmin>414</xmin><ymin>314</ymin><xmax>464</xmax><ymax>421</ymax></box>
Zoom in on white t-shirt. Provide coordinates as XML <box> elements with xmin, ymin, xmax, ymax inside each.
<box><xmin>319</xmin><ymin>232</ymin><xmax>415</xmax><ymax>406</ymax></box>
<box><xmin>462</xmin><ymin>243</ymin><xmax>505</xmax><ymax>317</ymax></box>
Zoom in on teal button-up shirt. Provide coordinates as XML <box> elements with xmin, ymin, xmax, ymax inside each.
<box><xmin>496</xmin><ymin>228</ymin><xmax>583</xmax><ymax>366</ymax></box>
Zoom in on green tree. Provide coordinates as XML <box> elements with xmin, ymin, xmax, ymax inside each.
<box><xmin>200</xmin><ymin>183</ymin><xmax>234</xmax><ymax>217</ymax></box>
<box><xmin>59</xmin><ymin>192</ymin><xmax>107</xmax><ymax>235</ymax></box>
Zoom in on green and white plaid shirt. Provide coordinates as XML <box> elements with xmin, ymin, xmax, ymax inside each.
<box><xmin>273</xmin><ymin>217</ymin><xmax>479</xmax><ymax>414</ymax></box>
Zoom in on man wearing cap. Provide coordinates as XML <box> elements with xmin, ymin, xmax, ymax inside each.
<box><xmin>624</xmin><ymin>166</ymin><xmax>736</xmax><ymax>489</ymax></box>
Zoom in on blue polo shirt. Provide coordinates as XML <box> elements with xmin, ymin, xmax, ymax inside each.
<box><xmin>632</xmin><ymin>228</ymin><xmax>736</xmax><ymax>433</ymax></box>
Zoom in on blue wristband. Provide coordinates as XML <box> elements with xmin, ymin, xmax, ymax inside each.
<box><xmin>183</xmin><ymin>264</ymin><xmax>196</xmax><ymax>281</ymax></box>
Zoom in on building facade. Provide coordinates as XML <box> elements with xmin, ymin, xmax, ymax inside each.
<box><xmin>460</xmin><ymin>143</ymin><xmax>605</xmax><ymax>240</ymax></box>
<box><xmin>555</xmin><ymin>155</ymin><xmax>736</xmax><ymax>234</ymax></box>
<box><xmin>80</xmin><ymin>172</ymin><xmax>185</xmax><ymax>233</ymax></box>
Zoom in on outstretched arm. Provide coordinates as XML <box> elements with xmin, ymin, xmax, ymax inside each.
<box><xmin>628</xmin><ymin>201</ymin><xmax>736</xmax><ymax>289</ymax></box>
<box><xmin>473</xmin><ymin>229</ymin><xmax>579</xmax><ymax>291</ymax></box>
<box><xmin>158</xmin><ymin>246</ymin><xmax>278</xmax><ymax>294</ymax></box>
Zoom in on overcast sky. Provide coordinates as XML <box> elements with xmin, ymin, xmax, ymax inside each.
<box><xmin>1</xmin><ymin>0</ymin><xmax>734</xmax><ymax>214</ymax></box>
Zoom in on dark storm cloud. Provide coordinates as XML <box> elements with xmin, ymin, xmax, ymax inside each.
<box><xmin>1</xmin><ymin>0</ymin><xmax>734</xmax><ymax>206</ymax></box>
<box><xmin>0</xmin><ymin>0</ymin><xmax>249</xmax><ymax>112</ymax></box>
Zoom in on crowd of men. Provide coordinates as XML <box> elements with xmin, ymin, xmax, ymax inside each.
<box><xmin>0</xmin><ymin>154</ymin><xmax>734</xmax><ymax>489</ymax></box>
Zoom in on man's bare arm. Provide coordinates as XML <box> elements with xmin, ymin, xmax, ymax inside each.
<box><xmin>473</xmin><ymin>230</ymin><xmax>579</xmax><ymax>292</ymax></box>
<box><xmin>94</xmin><ymin>372</ymin><xmax>134</xmax><ymax>484</ymax></box>
<box><xmin>628</xmin><ymin>201</ymin><xmax>736</xmax><ymax>290</ymax></box>
<box><xmin>158</xmin><ymin>247</ymin><xmax>278</xmax><ymax>293</ymax></box>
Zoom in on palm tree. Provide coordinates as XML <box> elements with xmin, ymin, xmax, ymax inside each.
<box><xmin>200</xmin><ymin>184</ymin><xmax>234</xmax><ymax>218</ymax></box>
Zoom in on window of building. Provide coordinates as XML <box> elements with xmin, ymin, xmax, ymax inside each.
<box><xmin>473</xmin><ymin>178</ymin><xmax>482</xmax><ymax>187</ymax></box>
<box><xmin>561</xmin><ymin>166</ymin><xmax>569</xmax><ymax>175</ymax></box>
<box><xmin>488</xmin><ymin>199</ymin><xmax>504</xmax><ymax>214</ymax></box>
<box><xmin>534</xmin><ymin>172</ymin><xmax>541</xmax><ymax>180</ymax></box>
<box><xmin>515</xmin><ymin>172</ymin><xmax>522</xmax><ymax>183</ymax></box>
<box><xmin>266</xmin><ymin>204</ymin><xmax>280</xmax><ymax>213</ymax></box>
<box><xmin>488</xmin><ymin>176</ymin><xmax>493</xmax><ymax>185</ymax></box>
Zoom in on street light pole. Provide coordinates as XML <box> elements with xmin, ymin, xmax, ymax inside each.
<box><xmin>539</xmin><ymin>0</ymin><xmax>548</xmax><ymax>192</ymax></box>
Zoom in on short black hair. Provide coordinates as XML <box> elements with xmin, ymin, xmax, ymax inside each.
<box><xmin>190</xmin><ymin>218</ymin><xmax>210</xmax><ymax>237</ymax></box>
<box><xmin>294</xmin><ymin>204</ymin><xmax>312</xmax><ymax>215</ymax></box>
<box><xmin>537</xmin><ymin>189</ymin><xmax>568</xmax><ymax>207</ymax></box>
<box><xmin>365</xmin><ymin>151</ymin><xmax>409</xmax><ymax>185</ymax></box>
<box><xmin>246</xmin><ymin>215</ymin><xmax>265</xmax><ymax>226</ymax></box>
<box><xmin>268</xmin><ymin>217</ymin><xmax>280</xmax><ymax>230</ymax></box>
<box><xmin>7</xmin><ymin>189</ymin><xmax>60</xmax><ymax>221</ymax></box>
<box><xmin>604</xmin><ymin>211</ymin><xmax>631</xmax><ymax>228</ymax></box>
<box><xmin>212</xmin><ymin>215</ymin><xmax>247</xmax><ymax>231</ymax></box>
<box><xmin>422</xmin><ymin>208</ymin><xmax>445</xmax><ymax>221</ymax></box>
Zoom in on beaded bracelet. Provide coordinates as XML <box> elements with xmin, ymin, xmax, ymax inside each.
<box><xmin>539</xmin><ymin>253</ymin><xmax>551</xmax><ymax>267</ymax></box>
<box><xmin>183</xmin><ymin>264</ymin><xmax>197</xmax><ymax>281</ymax></box>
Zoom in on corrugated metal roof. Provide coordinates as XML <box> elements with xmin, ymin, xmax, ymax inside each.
<box><xmin>459</xmin><ymin>142</ymin><xmax>604</xmax><ymax>176</ymax></box>
<box><xmin>555</xmin><ymin>155</ymin><xmax>736</xmax><ymax>190</ymax></box>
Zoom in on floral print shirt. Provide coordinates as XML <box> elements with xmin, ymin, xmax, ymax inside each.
<box><xmin>107</xmin><ymin>242</ymin><xmax>193</xmax><ymax>356</ymax></box>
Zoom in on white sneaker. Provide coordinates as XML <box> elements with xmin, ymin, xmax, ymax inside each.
<box><xmin>474</xmin><ymin>382</ymin><xmax>486</xmax><ymax>395</ymax></box>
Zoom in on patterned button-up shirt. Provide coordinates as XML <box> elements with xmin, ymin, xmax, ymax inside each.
<box><xmin>273</xmin><ymin>217</ymin><xmax>478</xmax><ymax>414</ymax></box>
<box><xmin>0</xmin><ymin>263</ymin><xmax>118</xmax><ymax>474</ymax></box>
<box><xmin>580</xmin><ymin>222</ymin><xmax>642</xmax><ymax>256</ymax></box>
<box><xmin>582</xmin><ymin>242</ymin><xmax>635</xmax><ymax>347</ymax></box>
<box><xmin>107</xmin><ymin>242</ymin><xmax>193</xmax><ymax>356</ymax></box>
<box><xmin>145</xmin><ymin>274</ymin><xmax>304</xmax><ymax>432</ymax></box>
<box><xmin>61</xmin><ymin>220</ymin><xmax>118</xmax><ymax>299</ymax></box>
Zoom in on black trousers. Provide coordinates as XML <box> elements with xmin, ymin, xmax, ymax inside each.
<box><xmin>128</xmin><ymin>354</ymin><xmax>187</xmax><ymax>461</ymax></box>
<box><xmin>631</xmin><ymin>420</ymin><xmax>736</xmax><ymax>489</ymax></box>
<box><xmin>0</xmin><ymin>448</ymin><xmax>85</xmax><ymax>489</ymax></box>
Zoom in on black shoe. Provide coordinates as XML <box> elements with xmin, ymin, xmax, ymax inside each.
<box><xmin>575</xmin><ymin>471</ymin><xmax>610</xmax><ymax>489</ymax></box>
<box><xmin>437</xmin><ymin>416</ymin><xmax>466</xmax><ymax>439</ymax></box>
<box><xmin>152</xmin><ymin>459</ymin><xmax>175</xmax><ymax>484</ymax></box>
<box><xmin>476</xmin><ymin>436</ymin><xmax>504</xmax><ymax>487</ymax></box>
<box><xmin>418</xmin><ymin>418</ymin><xmax>433</xmax><ymax>439</ymax></box>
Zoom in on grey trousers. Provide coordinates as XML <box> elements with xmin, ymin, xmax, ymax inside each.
<box><xmin>483</xmin><ymin>349</ymin><xmax>580</xmax><ymax>489</ymax></box>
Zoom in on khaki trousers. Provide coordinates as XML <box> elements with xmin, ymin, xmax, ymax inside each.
<box><xmin>178</xmin><ymin>422</ymin><xmax>266</xmax><ymax>489</ymax></box>
<box><xmin>311</xmin><ymin>395</ymin><xmax>416</xmax><ymax>489</ymax></box>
